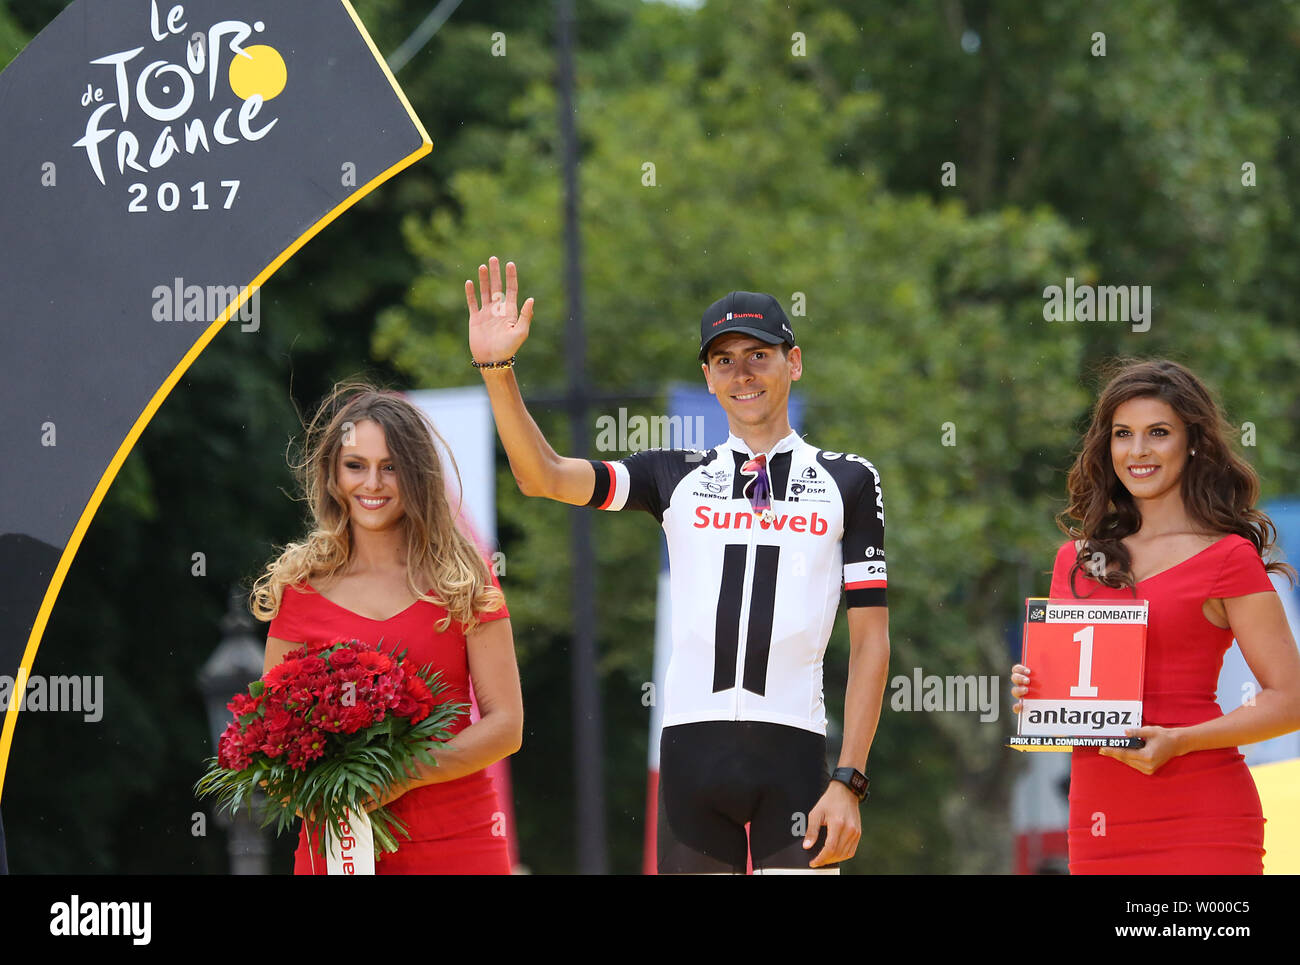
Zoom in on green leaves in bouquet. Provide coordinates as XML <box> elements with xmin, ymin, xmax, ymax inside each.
<box><xmin>195</xmin><ymin>661</ymin><xmax>469</xmax><ymax>859</ymax></box>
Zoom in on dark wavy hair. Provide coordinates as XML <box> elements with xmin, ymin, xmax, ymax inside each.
<box><xmin>1057</xmin><ymin>358</ymin><xmax>1294</xmax><ymax>593</ymax></box>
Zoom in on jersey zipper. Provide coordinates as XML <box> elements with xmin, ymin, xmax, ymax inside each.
<box><xmin>731</xmin><ymin>510</ymin><xmax>761</xmax><ymax>721</ymax></box>
<box><xmin>731</xmin><ymin>438</ymin><xmax>783</xmax><ymax>720</ymax></box>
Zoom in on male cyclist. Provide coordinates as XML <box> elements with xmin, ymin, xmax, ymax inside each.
<box><xmin>467</xmin><ymin>257</ymin><xmax>890</xmax><ymax>873</ymax></box>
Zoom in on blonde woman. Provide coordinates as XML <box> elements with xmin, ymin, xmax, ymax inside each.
<box><xmin>250</xmin><ymin>381</ymin><xmax>522</xmax><ymax>874</ymax></box>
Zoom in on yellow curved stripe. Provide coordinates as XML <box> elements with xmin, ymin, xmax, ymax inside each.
<box><xmin>0</xmin><ymin>0</ymin><xmax>431</xmax><ymax>801</ymax></box>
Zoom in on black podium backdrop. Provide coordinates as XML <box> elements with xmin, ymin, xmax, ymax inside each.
<box><xmin>0</xmin><ymin>0</ymin><xmax>430</xmax><ymax>812</ymax></box>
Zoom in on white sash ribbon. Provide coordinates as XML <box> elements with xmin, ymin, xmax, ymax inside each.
<box><xmin>325</xmin><ymin>807</ymin><xmax>375</xmax><ymax>875</ymax></box>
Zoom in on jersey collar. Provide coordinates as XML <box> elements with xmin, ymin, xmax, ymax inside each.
<box><xmin>723</xmin><ymin>428</ymin><xmax>801</xmax><ymax>459</ymax></box>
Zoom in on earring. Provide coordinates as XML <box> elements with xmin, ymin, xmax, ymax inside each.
<box><xmin>1190</xmin><ymin>448</ymin><xmax>1197</xmax><ymax>456</ymax></box>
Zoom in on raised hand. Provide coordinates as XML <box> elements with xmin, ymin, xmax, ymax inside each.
<box><xmin>467</xmin><ymin>256</ymin><xmax>534</xmax><ymax>366</ymax></box>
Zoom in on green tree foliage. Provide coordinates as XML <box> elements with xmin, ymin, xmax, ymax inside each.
<box><xmin>797</xmin><ymin>0</ymin><xmax>1299</xmax><ymax>477</ymax></box>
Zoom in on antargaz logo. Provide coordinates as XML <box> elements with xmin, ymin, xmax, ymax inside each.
<box><xmin>76</xmin><ymin>1</ymin><xmax>286</xmax><ymax>189</ymax></box>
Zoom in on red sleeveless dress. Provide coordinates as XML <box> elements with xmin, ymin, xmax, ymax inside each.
<box><xmin>1051</xmin><ymin>536</ymin><xmax>1272</xmax><ymax>874</ymax></box>
<box><xmin>268</xmin><ymin>580</ymin><xmax>511</xmax><ymax>875</ymax></box>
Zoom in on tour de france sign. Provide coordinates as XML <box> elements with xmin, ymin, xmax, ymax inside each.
<box><xmin>0</xmin><ymin>0</ymin><xmax>431</xmax><ymax>800</ymax></box>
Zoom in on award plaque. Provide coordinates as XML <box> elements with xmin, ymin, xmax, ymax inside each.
<box><xmin>1008</xmin><ymin>598</ymin><xmax>1148</xmax><ymax>752</ymax></box>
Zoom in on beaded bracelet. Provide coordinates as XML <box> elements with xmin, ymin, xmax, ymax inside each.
<box><xmin>470</xmin><ymin>356</ymin><xmax>516</xmax><ymax>370</ymax></box>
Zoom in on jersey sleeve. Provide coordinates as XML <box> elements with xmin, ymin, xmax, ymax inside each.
<box><xmin>841</xmin><ymin>458</ymin><xmax>887</xmax><ymax>608</ymax></box>
<box><xmin>585</xmin><ymin>449</ymin><xmax>706</xmax><ymax>523</ymax></box>
<box><xmin>1211</xmin><ymin>538</ymin><xmax>1275</xmax><ymax>598</ymax></box>
<box><xmin>267</xmin><ymin>583</ymin><xmax>312</xmax><ymax>642</ymax></box>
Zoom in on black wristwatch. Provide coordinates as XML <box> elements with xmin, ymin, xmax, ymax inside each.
<box><xmin>830</xmin><ymin>767</ymin><xmax>869</xmax><ymax>802</ymax></box>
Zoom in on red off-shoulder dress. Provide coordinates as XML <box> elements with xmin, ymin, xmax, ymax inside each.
<box><xmin>1051</xmin><ymin>535</ymin><xmax>1272</xmax><ymax>874</ymax></box>
<box><xmin>268</xmin><ymin>580</ymin><xmax>511</xmax><ymax>875</ymax></box>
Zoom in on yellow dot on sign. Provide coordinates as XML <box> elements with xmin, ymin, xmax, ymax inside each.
<box><xmin>228</xmin><ymin>45</ymin><xmax>287</xmax><ymax>102</ymax></box>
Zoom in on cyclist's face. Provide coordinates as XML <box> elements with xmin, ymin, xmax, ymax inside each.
<box><xmin>701</xmin><ymin>334</ymin><xmax>801</xmax><ymax>426</ymax></box>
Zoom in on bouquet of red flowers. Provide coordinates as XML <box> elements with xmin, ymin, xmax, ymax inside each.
<box><xmin>196</xmin><ymin>638</ymin><xmax>466</xmax><ymax>856</ymax></box>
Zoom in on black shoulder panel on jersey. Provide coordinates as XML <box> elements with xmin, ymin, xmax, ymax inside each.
<box><xmin>586</xmin><ymin>448</ymin><xmax>719</xmax><ymax>523</ymax></box>
<box><xmin>816</xmin><ymin>449</ymin><xmax>887</xmax><ymax>607</ymax></box>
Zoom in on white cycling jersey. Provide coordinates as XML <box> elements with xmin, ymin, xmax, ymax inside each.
<box><xmin>587</xmin><ymin>429</ymin><xmax>886</xmax><ymax>735</ymax></box>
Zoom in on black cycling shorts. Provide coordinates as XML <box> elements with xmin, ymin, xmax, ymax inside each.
<box><xmin>658</xmin><ymin>720</ymin><xmax>834</xmax><ymax>873</ymax></box>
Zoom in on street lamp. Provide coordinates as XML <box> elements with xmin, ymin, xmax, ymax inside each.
<box><xmin>198</xmin><ymin>586</ymin><xmax>271</xmax><ymax>874</ymax></box>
